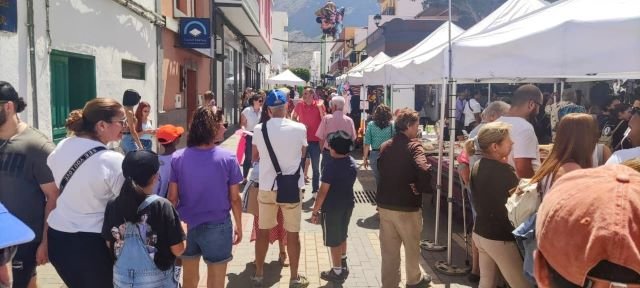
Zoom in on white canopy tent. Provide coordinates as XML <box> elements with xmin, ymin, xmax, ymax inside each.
<box><xmin>266</xmin><ymin>69</ymin><xmax>306</xmax><ymax>86</ymax></box>
<box><xmin>337</xmin><ymin>56</ymin><xmax>375</xmax><ymax>83</ymax></box>
<box><xmin>450</xmin><ymin>0</ymin><xmax>640</xmax><ymax>80</ymax></box>
<box><xmin>362</xmin><ymin>21</ymin><xmax>465</xmax><ymax>85</ymax></box>
<box><xmin>388</xmin><ymin>0</ymin><xmax>549</xmax><ymax>84</ymax></box>
<box><xmin>348</xmin><ymin>52</ymin><xmax>391</xmax><ymax>85</ymax></box>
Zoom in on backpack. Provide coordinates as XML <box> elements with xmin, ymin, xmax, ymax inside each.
<box><xmin>598</xmin><ymin>120</ymin><xmax>625</xmax><ymax>148</ymax></box>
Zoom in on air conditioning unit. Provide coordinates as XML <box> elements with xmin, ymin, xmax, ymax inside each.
<box><xmin>175</xmin><ymin>94</ymin><xmax>183</xmax><ymax>109</ymax></box>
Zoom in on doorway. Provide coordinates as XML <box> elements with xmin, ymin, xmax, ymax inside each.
<box><xmin>50</xmin><ymin>50</ymin><xmax>96</xmax><ymax>142</ymax></box>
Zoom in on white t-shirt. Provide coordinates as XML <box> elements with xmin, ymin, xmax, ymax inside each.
<box><xmin>47</xmin><ymin>137</ymin><xmax>125</xmax><ymax>233</ymax></box>
<box><xmin>497</xmin><ymin>116</ymin><xmax>541</xmax><ymax>171</ymax></box>
<box><xmin>463</xmin><ymin>99</ymin><xmax>483</xmax><ymax>126</ymax></box>
<box><xmin>242</xmin><ymin>107</ymin><xmax>261</xmax><ymax>132</ymax></box>
<box><xmin>252</xmin><ymin>118</ymin><xmax>308</xmax><ymax>191</ymax></box>
<box><xmin>154</xmin><ymin>154</ymin><xmax>173</xmax><ymax>197</ymax></box>
<box><xmin>605</xmin><ymin>147</ymin><xmax>640</xmax><ymax>165</ymax></box>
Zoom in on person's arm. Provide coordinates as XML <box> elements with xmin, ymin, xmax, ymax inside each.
<box><xmin>126</xmin><ymin>109</ymin><xmax>143</xmax><ymax>149</ymax></box>
<box><xmin>363</xmin><ymin>144</ymin><xmax>371</xmax><ymax>169</ymax></box>
<box><xmin>602</xmin><ymin>145</ymin><xmax>612</xmax><ymax>163</ymax></box>
<box><xmin>229</xmin><ymin>183</ymin><xmax>243</xmax><ymax>245</ymax></box>
<box><xmin>514</xmin><ymin>158</ymin><xmax>535</xmax><ymax>178</ymax></box>
<box><xmin>240</xmin><ymin>113</ymin><xmax>248</xmax><ymax>131</ymax></box>
<box><xmin>315</xmin><ymin>116</ymin><xmax>326</xmax><ymax>149</ymax></box>
<box><xmin>409</xmin><ymin>142</ymin><xmax>432</xmax><ymax>193</ymax></box>
<box><xmin>167</xmin><ymin>182</ymin><xmax>179</xmax><ymax>206</ymax></box>
<box><xmin>36</xmin><ymin>182</ymin><xmax>58</xmax><ymax>265</ymax></box>
<box><xmin>291</xmin><ymin>104</ymin><xmax>300</xmax><ymax>122</ymax></box>
<box><xmin>252</xmin><ymin>144</ymin><xmax>260</xmax><ymax>163</ymax></box>
<box><xmin>311</xmin><ymin>182</ymin><xmax>330</xmax><ymax>224</ymax></box>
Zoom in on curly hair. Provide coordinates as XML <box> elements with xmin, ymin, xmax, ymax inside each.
<box><xmin>394</xmin><ymin>108</ymin><xmax>419</xmax><ymax>132</ymax></box>
<box><xmin>373</xmin><ymin>104</ymin><xmax>392</xmax><ymax>129</ymax></box>
<box><xmin>187</xmin><ymin>106</ymin><xmax>221</xmax><ymax>147</ymax></box>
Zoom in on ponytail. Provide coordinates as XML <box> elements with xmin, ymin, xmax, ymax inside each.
<box><xmin>112</xmin><ymin>177</ymin><xmax>146</xmax><ymax>222</ymax></box>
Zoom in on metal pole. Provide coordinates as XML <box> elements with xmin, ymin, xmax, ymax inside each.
<box><xmin>488</xmin><ymin>83</ymin><xmax>492</xmax><ymax>103</ymax></box>
<box><xmin>421</xmin><ymin>80</ymin><xmax>447</xmax><ymax>252</ymax></box>
<box><xmin>434</xmin><ymin>0</ymin><xmax>471</xmax><ymax>275</ymax></box>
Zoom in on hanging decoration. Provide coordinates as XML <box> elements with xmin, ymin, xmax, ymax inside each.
<box><xmin>315</xmin><ymin>1</ymin><xmax>345</xmax><ymax>38</ymax></box>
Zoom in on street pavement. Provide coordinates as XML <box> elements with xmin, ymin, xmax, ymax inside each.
<box><xmin>35</xmin><ymin>131</ymin><xmax>476</xmax><ymax>287</ymax></box>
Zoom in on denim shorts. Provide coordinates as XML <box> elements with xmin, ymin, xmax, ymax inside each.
<box><xmin>182</xmin><ymin>217</ymin><xmax>233</xmax><ymax>265</ymax></box>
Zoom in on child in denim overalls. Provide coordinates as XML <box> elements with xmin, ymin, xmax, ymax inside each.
<box><xmin>102</xmin><ymin>150</ymin><xmax>186</xmax><ymax>287</ymax></box>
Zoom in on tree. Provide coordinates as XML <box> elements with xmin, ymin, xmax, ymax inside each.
<box><xmin>290</xmin><ymin>68</ymin><xmax>311</xmax><ymax>82</ymax></box>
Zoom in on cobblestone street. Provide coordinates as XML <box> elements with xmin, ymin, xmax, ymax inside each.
<box><xmin>35</xmin><ymin>132</ymin><xmax>476</xmax><ymax>288</ymax></box>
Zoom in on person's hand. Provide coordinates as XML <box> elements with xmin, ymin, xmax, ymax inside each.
<box><xmin>36</xmin><ymin>242</ymin><xmax>49</xmax><ymax>265</ymax></box>
<box><xmin>363</xmin><ymin>158</ymin><xmax>369</xmax><ymax>169</ymax></box>
<box><xmin>311</xmin><ymin>212</ymin><xmax>320</xmax><ymax>224</ymax></box>
<box><xmin>233</xmin><ymin>226</ymin><xmax>243</xmax><ymax>245</ymax></box>
<box><xmin>144</xmin><ymin>129</ymin><xmax>156</xmax><ymax>135</ymax></box>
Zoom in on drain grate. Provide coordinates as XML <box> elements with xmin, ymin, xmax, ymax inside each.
<box><xmin>354</xmin><ymin>190</ymin><xmax>377</xmax><ymax>204</ymax></box>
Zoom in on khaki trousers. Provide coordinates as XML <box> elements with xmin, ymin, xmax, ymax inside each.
<box><xmin>473</xmin><ymin>233</ymin><xmax>532</xmax><ymax>288</ymax></box>
<box><xmin>379</xmin><ymin>208</ymin><xmax>424</xmax><ymax>288</ymax></box>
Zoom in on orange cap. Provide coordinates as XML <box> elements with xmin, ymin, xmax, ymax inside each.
<box><xmin>536</xmin><ymin>164</ymin><xmax>640</xmax><ymax>286</ymax></box>
<box><xmin>156</xmin><ymin>125</ymin><xmax>184</xmax><ymax>144</ymax></box>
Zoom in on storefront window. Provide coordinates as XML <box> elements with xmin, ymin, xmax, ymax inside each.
<box><xmin>224</xmin><ymin>46</ymin><xmax>237</xmax><ymax>124</ymax></box>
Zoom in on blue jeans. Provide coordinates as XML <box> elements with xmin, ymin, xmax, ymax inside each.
<box><xmin>369</xmin><ymin>150</ymin><xmax>380</xmax><ymax>188</ymax></box>
<box><xmin>182</xmin><ymin>218</ymin><xmax>233</xmax><ymax>264</ymax></box>
<box><xmin>121</xmin><ymin>134</ymin><xmax>138</xmax><ymax>153</ymax></box>
<box><xmin>513</xmin><ymin>214</ymin><xmax>537</xmax><ymax>287</ymax></box>
<box><xmin>306</xmin><ymin>142</ymin><xmax>321</xmax><ymax>192</ymax></box>
<box><xmin>141</xmin><ymin>139</ymin><xmax>153</xmax><ymax>151</ymax></box>
<box><xmin>113</xmin><ymin>223</ymin><xmax>178</xmax><ymax>288</ymax></box>
<box><xmin>243</xmin><ymin>135</ymin><xmax>253</xmax><ymax>178</ymax></box>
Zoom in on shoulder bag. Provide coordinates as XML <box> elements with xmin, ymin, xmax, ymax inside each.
<box><xmin>261</xmin><ymin>121</ymin><xmax>302</xmax><ymax>203</ymax></box>
<box><xmin>58</xmin><ymin>146</ymin><xmax>107</xmax><ymax>194</ymax></box>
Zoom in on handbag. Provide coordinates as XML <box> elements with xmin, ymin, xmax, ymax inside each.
<box><xmin>261</xmin><ymin>121</ymin><xmax>302</xmax><ymax>204</ymax></box>
<box><xmin>505</xmin><ymin>175</ymin><xmax>551</xmax><ymax>228</ymax></box>
<box><xmin>58</xmin><ymin>146</ymin><xmax>106</xmax><ymax>194</ymax></box>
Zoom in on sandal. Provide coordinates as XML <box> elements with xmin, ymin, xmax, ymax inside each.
<box><xmin>279</xmin><ymin>252</ymin><xmax>290</xmax><ymax>267</ymax></box>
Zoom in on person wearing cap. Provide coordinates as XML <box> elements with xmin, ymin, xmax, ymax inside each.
<box><xmin>534</xmin><ymin>164</ymin><xmax>640</xmax><ymax>288</ymax></box>
<box><xmin>154</xmin><ymin>125</ymin><xmax>184</xmax><ymax>198</ymax></box>
<box><xmin>46</xmin><ymin>98</ymin><xmax>126</xmax><ymax>287</ymax></box>
<box><xmin>0</xmin><ymin>81</ymin><xmax>58</xmax><ymax>288</ymax></box>
<box><xmin>315</xmin><ymin>95</ymin><xmax>356</xmax><ymax>179</ymax></box>
<box><xmin>310</xmin><ymin>130</ymin><xmax>357</xmax><ymax>284</ymax></box>
<box><xmin>376</xmin><ymin>108</ymin><xmax>433</xmax><ymax>288</ymax></box>
<box><xmin>167</xmin><ymin>106</ymin><xmax>242</xmax><ymax>288</ymax></box>
<box><xmin>1</xmin><ymin>202</ymin><xmax>36</xmax><ymax>288</ymax></box>
<box><xmin>102</xmin><ymin>150</ymin><xmax>186</xmax><ymax>287</ymax></box>
<box><xmin>606</xmin><ymin>106</ymin><xmax>640</xmax><ymax>165</ymax></box>
<box><xmin>252</xmin><ymin>89</ymin><xmax>310</xmax><ymax>288</ymax></box>
<box><xmin>121</xmin><ymin>89</ymin><xmax>144</xmax><ymax>153</ymax></box>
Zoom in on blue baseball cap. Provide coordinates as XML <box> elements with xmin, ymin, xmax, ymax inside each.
<box><xmin>0</xmin><ymin>203</ymin><xmax>35</xmax><ymax>249</ymax></box>
<box><xmin>266</xmin><ymin>89</ymin><xmax>288</xmax><ymax>107</ymax></box>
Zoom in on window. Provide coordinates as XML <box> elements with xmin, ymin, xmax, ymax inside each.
<box><xmin>122</xmin><ymin>60</ymin><xmax>145</xmax><ymax>80</ymax></box>
<box><xmin>177</xmin><ymin>0</ymin><xmax>188</xmax><ymax>15</ymax></box>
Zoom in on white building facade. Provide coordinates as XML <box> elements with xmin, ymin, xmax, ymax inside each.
<box><xmin>270</xmin><ymin>11</ymin><xmax>289</xmax><ymax>75</ymax></box>
<box><xmin>0</xmin><ymin>0</ymin><xmax>163</xmax><ymax>142</ymax></box>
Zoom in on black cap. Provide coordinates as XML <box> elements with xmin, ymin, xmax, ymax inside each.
<box><xmin>122</xmin><ymin>150</ymin><xmax>159</xmax><ymax>186</ymax></box>
<box><xmin>328</xmin><ymin>130</ymin><xmax>353</xmax><ymax>155</ymax></box>
<box><xmin>0</xmin><ymin>81</ymin><xmax>26</xmax><ymax>113</ymax></box>
<box><xmin>122</xmin><ymin>89</ymin><xmax>141</xmax><ymax>106</ymax></box>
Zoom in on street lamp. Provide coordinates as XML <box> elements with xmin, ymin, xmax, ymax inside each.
<box><xmin>373</xmin><ymin>14</ymin><xmax>382</xmax><ymax>27</ymax></box>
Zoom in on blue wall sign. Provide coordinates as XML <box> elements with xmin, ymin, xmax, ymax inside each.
<box><xmin>0</xmin><ymin>0</ymin><xmax>17</xmax><ymax>33</ymax></box>
<box><xmin>179</xmin><ymin>18</ymin><xmax>211</xmax><ymax>49</ymax></box>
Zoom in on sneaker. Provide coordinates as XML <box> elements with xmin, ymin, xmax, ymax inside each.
<box><xmin>289</xmin><ymin>275</ymin><xmax>310</xmax><ymax>288</ymax></box>
<box><xmin>320</xmin><ymin>269</ymin><xmax>346</xmax><ymax>284</ymax></box>
<box><xmin>251</xmin><ymin>275</ymin><xmax>264</xmax><ymax>287</ymax></box>
<box><xmin>341</xmin><ymin>258</ymin><xmax>350</xmax><ymax>279</ymax></box>
<box><xmin>405</xmin><ymin>274</ymin><xmax>432</xmax><ymax>288</ymax></box>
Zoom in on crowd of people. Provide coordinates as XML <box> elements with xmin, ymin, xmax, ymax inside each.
<box><xmin>1</xmin><ymin>78</ymin><xmax>640</xmax><ymax>288</ymax></box>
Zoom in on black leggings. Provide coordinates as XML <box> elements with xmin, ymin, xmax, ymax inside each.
<box><xmin>48</xmin><ymin>227</ymin><xmax>113</xmax><ymax>288</ymax></box>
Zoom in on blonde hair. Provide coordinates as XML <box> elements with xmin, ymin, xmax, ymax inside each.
<box><xmin>622</xmin><ymin>157</ymin><xmax>640</xmax><ymax>173</ymax></box>
<box><xmin>464</xmin><ymin>122</ymin><xmax>512</xmax><ymax>155</ymax></box>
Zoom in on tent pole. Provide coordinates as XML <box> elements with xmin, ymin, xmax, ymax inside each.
<box><xmin>488</xmin><ymin>83</ymin><xmax>492</xmax><ymax>103</ymax></box>
<box><xmin>560</xmin><ymin>81</ymin><xmax>565</xmax><ymax>98</ymax></box>
<box><xmin>434</xmin><ymin>0</ymin><xmax>470</xmax><ymax>276</ymax></box>
<box><xmin>421</xmin><ymin>79</ymin><xmax>447</xmax><ymax>252</ymax></box>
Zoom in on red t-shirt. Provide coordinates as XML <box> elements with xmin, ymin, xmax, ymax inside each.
<box><xmin>294</xmin><ymin>101</ymin><xmax>324</xmax><ymax>142</ymax></box>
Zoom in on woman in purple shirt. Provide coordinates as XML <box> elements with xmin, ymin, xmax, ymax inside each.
<box><xmin>168</xmin><ymin>106</ymin><xmax>243</xmax><ymax>288</ymax></box>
